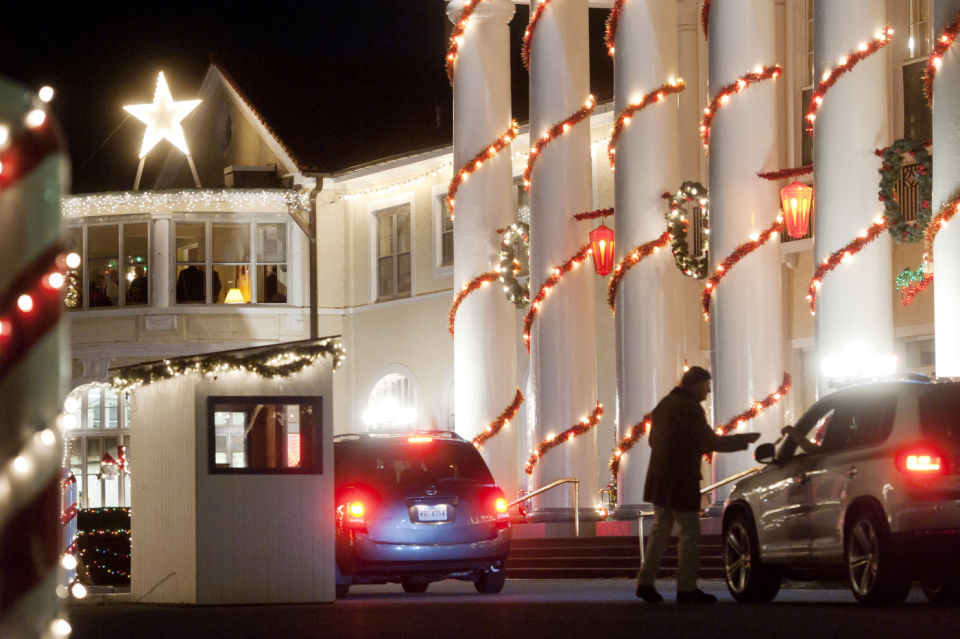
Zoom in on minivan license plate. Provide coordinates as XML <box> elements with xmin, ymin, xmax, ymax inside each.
<box><xmin>417</xmin><ymin>504</ymin><xmax>448</xmax><ymax>522</ymax></box>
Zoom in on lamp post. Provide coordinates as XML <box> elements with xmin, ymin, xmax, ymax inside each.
<box><xmin>780</xmin><ymin>181</ymin><xmax>813</xmax><ymax>239</ymax></box>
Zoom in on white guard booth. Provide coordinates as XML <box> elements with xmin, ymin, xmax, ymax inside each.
<box><xmin>115</xmin><ymin>339</ymin><xmax>340</xmax><ymax>604</ymax></box>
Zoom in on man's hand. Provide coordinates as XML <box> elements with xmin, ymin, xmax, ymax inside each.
<box><xmin>746</xmin><ymin>432</ymin><xmax>761</xmax><ymax>444</ymax></box>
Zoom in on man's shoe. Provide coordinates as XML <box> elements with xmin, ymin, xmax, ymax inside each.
<box><xmin>635</xmin><ymin>584</ymin><xmax>663</xmax><ymax>603</ymax></box>
<box><xmin>677</xmin><ymin>589</ymin><xmax>717</xmax><ymax>604</ymax></box>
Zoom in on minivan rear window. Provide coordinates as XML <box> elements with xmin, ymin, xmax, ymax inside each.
<box><xmin>919</xmin><ymin>384</ymin><xmax>960</xmax><ymax>446</ymax></box>
<box><xmin>343</xmin><ymin>441</ymin><xmax>494</xmax><ymax>485</ymax></box>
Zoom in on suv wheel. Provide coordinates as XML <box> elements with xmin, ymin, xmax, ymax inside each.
<box><xmin>844</xmin><ymin>507</ymin><xmax>910</xmax><ymax>605</ymax></box>
<box><xmin>401</xmin><ymin>580</ymin><xmax>429</xmax><ymax>593</ymax></box>
<box><xmin>723</xmin><ymin>511</ymin><xmax>781</xmax><ymax>603</ymax></box>
<box><xmin>475</xmin><ymin>568</ymin><xmax>506</xmax><ymax>594</ymax></box>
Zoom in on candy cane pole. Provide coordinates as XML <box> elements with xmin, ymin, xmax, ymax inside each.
<box><xmin>0</xmin><ymin>77</ymin><xmax>70</xmax><ymax>638</ymax></box>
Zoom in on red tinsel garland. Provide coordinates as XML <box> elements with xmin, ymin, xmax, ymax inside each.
<box><xmin>606</xmin><ymin>229</ymin><xmax>672</xmax><ymax>313</ymax></box>
<box><xmin>705</xmin><ymin>373</ymin><xmax>792</xmax><ymax>463</ymax></box>
<box><xmin>701</xmin><ymin>217</ymin><xmax>783</xmax><ymax>320</ymax></box>
<box><xmin>701</xmin><ymin>65</ymin><xmax>781</xmax><ymax>152</ymax></box>
<box><xmin>807</xmin><ymin>217</ymin><xmax>887</xmax><ymax>315</ymax></box>
<box><xmin>523</xmin><ymin>96</ymin><xmax>596</xmax><ymax>190</ymax></box>
<box><xmin>923</xmin><ymin>14</ymin><xmax>960</xmax><ymax>106</ymax></box>
<box><xmin>522</xmin><ymin>0</ymin><xmax>554</xmax><ymax>70</ymax></box>
<box><xmin>604</xmin><ymin>0</ymin><xmax>627</xmax><ymax>57</ymax></box>
<box><xmin>805</xmin><ymin>29</ymin><xmax>894</xmax><ymax>135</ymax></box>
<box><xmin>525</xmin><ymin>402</ymin><xmax>603</xmax><ymax>474</ymax></box>
<box><xmin>472</xmin><ymin>388</ymin><xmax>524</xmax><ymax>448</ymax></box>
<box><xmin>445</xmin><ymin>0</ymin><xmax>489</xmax><ymax>85</ymax></box>
<box><xmin>757</xmin><ymin>164</ymin><xmax>813</xmax><ymax>181</ymax></box>
<box><xmin>901</xmin><ymin>273</ymin><xmax>935</xmax><ymax>306</ymax></box>
<box><xmin>449</xmin><ymin>271</ymin><xmax>499</xmax><ymax>338</ymax></box>
<box><xmin>573</xmin><ymin>207</ymin><xmax>614</xmax><ymax>221</ymax></box>
<box><xmin>522</xmin><ymin>243</ymin><xmax>592</xmax><ymax>352</ymax></box>
<box><xmin>925</xmin><ymin>192</ymin><xmax>960</xmax><ymax>268</ymax></box>
<box><xmin>700</xmin><ymin>0</ymin><xmax>711</xmax><ymax>40</ymax></box>
<box><xmin>608</xmin><ymin>413</ymin><xmax>651</xmax><ymax>478</ymax></box>
<box><xmin>446</xmin><ymin>121</ymin><xmax>519</xmax><ymax>220</ymax></box>
<box><xmin>608</xmin><ymin>80</ymin><xmax>686</xmax><ymax>171</ymax></box>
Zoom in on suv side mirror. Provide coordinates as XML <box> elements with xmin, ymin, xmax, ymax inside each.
<box><xmin>754</xmin><ymin>442</ymin><xmax>776</xmax><ymax>464</ymax></box>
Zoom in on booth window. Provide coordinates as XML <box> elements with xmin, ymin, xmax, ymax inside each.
<box><xmin>209</xmin><ymin>396</ymin><xmax>322</xmax><ymax>474</ymax></box>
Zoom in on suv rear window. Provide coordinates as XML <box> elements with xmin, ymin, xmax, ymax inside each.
<box><xmin>338</xmin><ymin>440</ymin><xmax>494</xmax><ymax>485</ymax></box>
<box><xmin>918</xmin><ymin>384</ymin><xmax>960</xmax><ymax>447</ymax></box>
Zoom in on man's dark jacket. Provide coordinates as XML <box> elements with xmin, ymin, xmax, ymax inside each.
<box><xmin>643</xmin><ymin>386</ymin><xmax>755</xmax><ymax>511</ymax></box>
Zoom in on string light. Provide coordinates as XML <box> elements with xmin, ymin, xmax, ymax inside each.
<box><xmin>604</xmin><ymin>0</ymin><xmax>626</xmax><ymax>56</ymax></box>
<box><xmin>446</xmin><ymin>0</ymin><xmax>489</xmax><ymax>84</ymax></box>
<box><xmin>606</xmin><ymin>230</ymin><xmax>672</xmax><ymax>314</ymax></box>
<box><xmin>525</xmin><ymin>402</ymin><xmax>603</xmax><ymax>474</ymax></box>
<box><xmin>340</xmin><ymin>163</ymin><xmax>452</xmax><ymax>201</ymax></box>
<box><xmin>448</xmin><ymin>271</ymin><xmax>499</xmax><ymax>338</ymax></box>
<box><xmin>472</xmin><ymin>389</ymin><xmax>524</xmax><ymax>448</ymax></box>
<box><xmin>609</xmin><ymin>414</ymin><xmax>652</xmax><ymax>478</ymax></box>
<box><xmin>64</xmin><ymin>189</ymin><xmax>310</xmax><ymax>217</ymax></box>
<box><xmin>701</xmin><ymin>65</ymin><xmax>781</xmax><ymax>152</ymax></box>
<box><xmin>807</xmin><ymin>217</ymin><xmax>887</xmax><ymax>315</ymax></box>
<box><xmin>704</xmin><ymin>374</ymin><xmax>792</xmax><ymax>463</ymax></box>
<box><xmin>923</xmin><ymin>13</ymin><xmax>960</xmax><ymax>106</ymax></box>
<box><xmin>701</xmin><ymin>216</ymin><xmax>783</xmax><ymax>321</ymax></box>
<box><xmin>447</xmin><ymin>121</ymin><xmax>518</xmax><ymax>220</ymax></box>
<box><xmin>522</xmin><ymin>0</ymin><xmax>554</xmax><ymax>70</ymax></box>
<box><xmin>805</xmin><ymin>29</ymin><xmax>894</xmax><ymax>135</ymax></box>
<box><xmin>608</xmin><ymin>80</ymin><xmax>686</xmax><ymax>170</ymax></box>
<box><xmin>522</xmin><ymin>243</ymin><xmax>591</xmax><ymax>352</ymax></box>
<box><xmin>523</xmin><ymin>95</ymin><xmax>596</xmax><ymax>190</ymax></box>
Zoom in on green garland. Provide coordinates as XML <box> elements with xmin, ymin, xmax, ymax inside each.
<box><xmin>498</xmin><ymin>222</ymin><xmax>530</xmax><ymax>307</ymax></box>
<box><xmin>664</xmin><ymin>181</ymin><xmax>709</xmax><ymax>279</ymax></box>
<box><xmin>112</xmin><ymin>339</ymin><xmax>345</xmax><ymax>392</ymax></box>
<box><xmin>878</xmin><ymin>138</ymin><xmax>932</xmax><ymax>243</ymax></box>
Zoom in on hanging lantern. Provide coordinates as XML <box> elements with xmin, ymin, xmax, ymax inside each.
<box><xmin>780</xmin><ymin>181</ymin><xmax>813</xmax><ymax>239</ymax></box>
<box><xmin>589</xmin><ymin>224</ymin><xmax>615</xmax><ymax>276</ymax></box>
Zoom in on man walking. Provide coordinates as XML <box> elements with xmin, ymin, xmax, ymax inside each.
<box><xmin>635</xmin><ymin>366</ymin><xmax>760</xmax><ymax>603</ymax></box>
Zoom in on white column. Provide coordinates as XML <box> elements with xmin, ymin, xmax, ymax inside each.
<box><xmin>708</xmin><ymin>0</ymin><xmax>784</xmax><ymax>492</ymax></box>
<box><xmin>153</xmin><ymin>215</ymin><xmax>171</xmax><ymax>307</ymax></box>
<box><xmin>933</xmin><ymin>0</ymin><xmax>960</xmax><ymax>377</ymax></box>
<box><xmin>528</xmin><ymin>0</ymin><xmax>597</xmax><ymax>518</ymax></box>
<box><xmin>813</xmin><ymin>1</ymin><xmax>894</xmax><ymax>392</ymax></box>
<box><xmin>611</xmin><ymin>0</ymin><xmax>684</xmax><ymax>513</ymax></box>
<box><xmin>446</xmin><ymin>0</ymin><xmax>519</xmax><ymax>499</ymax></box>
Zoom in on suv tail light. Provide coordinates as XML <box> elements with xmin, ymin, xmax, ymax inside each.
<box><xmin>896</xmin><ymin>445</ymin><xmax>948</xmax><ymax>475</ymax></box>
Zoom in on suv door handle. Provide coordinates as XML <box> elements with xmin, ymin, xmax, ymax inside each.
<box><xmin>846</xmin><ymin>466</ymin><xmax>859</xmax><ymax>478</ymax></box>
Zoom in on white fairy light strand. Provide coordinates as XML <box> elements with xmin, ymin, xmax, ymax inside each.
<box><xmin>62</xmin><ymin>189</ymin><xmax>310</xmax><ymax>218</ymax></box>
<box><xmin>339</xmin><ymin>162</ymin><xmax>453</xmax><ymax>201</ymax></box>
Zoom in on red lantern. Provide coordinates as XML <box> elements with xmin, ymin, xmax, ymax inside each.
<box><xmin>780</xmin><ymin>181</ymin><xmax>813</xmax><ymax>239</ymax></box>
<box><xmin>589</xmin><ymin>224</ymin><xmax>615</xmax><ymax>276</ymax></box>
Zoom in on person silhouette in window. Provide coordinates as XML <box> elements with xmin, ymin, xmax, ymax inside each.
<box><xmin>127</xmin><ymin>266</ymin><xmax>148</xmax><ymax>304</ymax></box>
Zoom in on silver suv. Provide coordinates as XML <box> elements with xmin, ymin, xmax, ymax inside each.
<box><xmin>333</xmin><ymin>431</ymin><xmax>511</xmax><ymax>597</ymax></box>
<box><xmin>722</xmin><ymin>379</ymin><xmax>960</xmax><ymax>604</ymax></box>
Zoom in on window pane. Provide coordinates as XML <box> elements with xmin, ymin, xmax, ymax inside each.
<box><xmin>257</xmin><ymin>265</ymin><xmax>287</xmax><ymax>303</ymax></box>
<box><xmin>101</xmin><ymin>436</ymin><xmax>121</xmax><ymax>507</ymax></box>
<box><xmin>212</xmin><ymin>223</ymin><xmax>250</xmax><ymax>263</ymax></box>
<box><xmin>67</xmin><ymin>438</ymin><xmax>83</xmax><ymax>502</ymax></box>
<box><xmin>378</xmin><ymin>214</ymin><xmax>394</xmax><ymax>258</ymax></box>
<box><xmin>801</xmin><ymin>87</ymin><xmax>813</xmax><ymax>166</ymax></box>
<box><xmin>213</xmin><ymin>264</ymin><xmax>247</xmax><ymax>304</ymax></box>
<box><xmin>88</xmin><ymin>225</ymin><xmax>119</xmax><ymax>307</ymax></box>
<box><xmin>256</xmin><ymin>223</ymin><xmax>286</xmax><ymax>263</ymax></box>
<box><xmin>397</xmin><ymin>210</ymin><xmax>411</xmax><ymax>253</ymax></box>
<box><xmin>176</xmin><ymin>265</ymin><xmax>208</xmax><ymax>303</ymax></box>
<box><xmin>86</xmin><ymin>438</ymin><xmax>102</xmax><ymax>508</ymax></box>
<box><xmin>398</xmin><ymin>252</ymin><xmax>411</xmax><ymax>295</ymax></box>
<box><xmin>442</xmin><ymin>231</ymin><xmax>454</xmax><ymax>266</ymax></box>
<box><xmin>64</xmin><ymin>227</ymin><xmax>83</xmax><ymax>309</ymax></box>
<box><xmin>210</xmin><ymin>398</ymin><xmax>321</xmax><ymax>473</ymax></box>
<box><xmin>124</xmin><ymin>223</ymin><xmax>149</xmax><ymax>306</ymax></box>
<box><xmin>87</xmin><ymin>388</ymin><xmax>101</xmax><ymax>429</ymax></box>
<box><xmin>903</xmin><ymin>60</ymin><xmax>932</xmax><ymax>142</ymax></box>
<box><xmin>105</xmin><ymin>389</ymin><xmax>119</xmax><ymax>429</ymax></box>
<box><xmin>378</xmin><ymin>256</ymin><xmax>394</xmax><ymax>298</ymax></box>
<box><xmin>175</xmin><ymin>223</ymin><xmax>205</xmax><ymax>263</ymax></box>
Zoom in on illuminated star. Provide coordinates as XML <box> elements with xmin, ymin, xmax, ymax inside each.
<box><xmin>124</xmin><ymin>72</ymin><xmax>201</xmax><ymax>159</ymax></box>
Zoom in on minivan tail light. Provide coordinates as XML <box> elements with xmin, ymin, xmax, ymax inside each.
<box><xmin>408</xmin><ymin>436</ymin><xmax>433</xmax><ymax>444</ymax></box>
<box><xmin>340</xmin><ymin>501</ymin><xmax>368</xmax><ymax>532</ymax></box>
<box><xmin>897</xmin><ymin>446</ymin><xmax>947</xmax><ymax>475</ymax></box>
<box><xmin>493</xmin><ymin>490</ymin><xmax>510</xmax><ymax>528</ymax></box>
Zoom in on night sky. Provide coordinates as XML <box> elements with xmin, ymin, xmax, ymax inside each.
<box><xmin>0</xmin><ymin>2</ymin><xmax>452</xmax><ymax>193</ymax></box>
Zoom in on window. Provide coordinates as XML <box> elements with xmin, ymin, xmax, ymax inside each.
<box><xmin>208</xmin><ymin>396</ymin><xmax>322</xmax><ymax>474</ymax></box>
<box><xmin>63</xmin><ymin>384</ymin><xmax>131</xmax><ymax>509</ymax></box>
<box><xmin>805</xmin><ymin>0</ymin><xmax>814</xmax><ymax>86</ymax></box>
<box><xmin>64</xmin><ymin>222</ymin><xmax>150</xmax><ymax>310</ymax></box>
<box><xmin>364</xmin><ymin>373</ymin><xmax>418</xmax><ymax>430</ymax></box>
<box><xmin>909</xmin><ymin>0</ymin><xmax>932</xmax><ymax>59</ymax></box>
<box><xmin>175</xmin><ymin>220</ymin><xmax>288</xmax><ymax>304</ymax></box>
<box><xmin>903</xmin><ymin>59</ymin><xmax>932</xmax><ymax>142</ymax></box>
<box><xmin>439</xmin><ymin>195</ymin><xmax>454</xmax><ymax>267</ymax></box>
<box><xmin>375</xmin><ymin>204</ymin><xmax>411</xmax><ymax>300</ymax></box>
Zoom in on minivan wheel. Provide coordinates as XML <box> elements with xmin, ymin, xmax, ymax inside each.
<box><xmin>401</xmin><ymin>580</ymin><xmax>429</xmax><ymax>593</ymax></box>
<box><xmin>475</xmin><ymin>569</ymin><xmax>506</xmax><ymax>594</ymax></box>
<box><xmin>723</xmin><ymin>511</ymin><xmax>781</xmax><ymax>603</ymax></box>
<box><xmin>844</xmin><ymin>508</ymin><xmax>910</xmax><ymax>605</ymax></box>
<box><xmin>921</xmin><ymin>572</ymin><xmax>960</xmax><ymax>604</ymax></box>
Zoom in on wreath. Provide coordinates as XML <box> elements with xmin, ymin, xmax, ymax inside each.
<box><xmin>878</xmin><ymin>138</ymin><xmax>932</xmax><ymax>243</ymax></box>
<box><xmin>664</xmin><ymin>181</ymin><xmax>709</xmax><ymax>279</ymax></box>
<box><xmin>499</xmin><ymin>222</ymin><xmax>530</xmax><ymax>307</ymax></box>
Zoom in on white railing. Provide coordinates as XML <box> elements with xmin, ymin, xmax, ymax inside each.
<box><xmin>508</xmin><ymin>477</ymin><xmax>581</xmax><ymax>537</ymax></box>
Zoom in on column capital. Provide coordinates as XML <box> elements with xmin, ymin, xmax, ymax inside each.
<box><xmin>446</xmin><ymin>0</ymin><xmax>515</xmax><ymax>25</ymax></box>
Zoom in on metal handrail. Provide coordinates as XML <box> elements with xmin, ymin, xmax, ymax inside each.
<box><xmin>699</xmin><ymin>465</ymin><xmax>763</xmax><ymax>495</ymax></box>
<box><xmin>507</xmin><ymin>477</ymin><xmax>581</xmax><ymax>537</ymax></box>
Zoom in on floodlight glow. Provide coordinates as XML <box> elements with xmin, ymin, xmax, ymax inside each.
<box><xmin>123</xmin><ymin>71</ymin><xmax>201</xmax><ymax>159</ymax></box>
